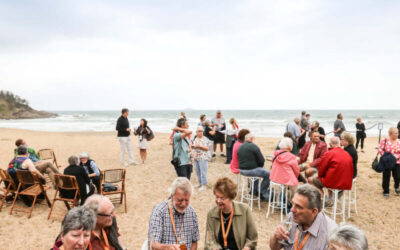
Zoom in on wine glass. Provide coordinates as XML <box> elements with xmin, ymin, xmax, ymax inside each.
<box><xmin>279</xmin><ymin>221</ymin><xmax>293</xmax><ymax>246</ymax></box>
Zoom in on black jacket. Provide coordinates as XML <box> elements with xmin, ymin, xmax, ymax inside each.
<box><xmin>63</xmin><ymin>164</ymin><xmax>92</xmax><ymax>204</ymax></box>
<box><xmin>116</xmin><ymin>116</ymin><xmax>130</xmax><ymax>137</ymax></box>
<box><xmin>344</xmin><ymin>144</ymin><xmax>358</xmax><ymax>178</ymax></box>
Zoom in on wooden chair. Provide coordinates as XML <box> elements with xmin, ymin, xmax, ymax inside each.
<box><xmin>9</xmin><ymin>170</ymin><xmax>51</xmax><ymax>218</ymax></box>
<box><xmin>38</xmin><ymin>149</ymin><xmax>61</xmax><ymax>169</ymax></box>
<box><xmin>48</xmin><ymin>174</ymin><xmax>80</xmax><ymax>220</ymax></box>
<box><xmin>100</xmin><ymin>169</ymin><xmax>127</xmax><ymax>213</ymax></box>
<box><xmin>0</xmin><ymin>169</ymin><xmax>18</xmax><ymax>211</ymax></box>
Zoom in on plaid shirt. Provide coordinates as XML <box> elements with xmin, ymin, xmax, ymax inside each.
<box><xmin>148</xmin><ymin>200</ymin><xmax>200</xmax><ymax>248</ymax></box>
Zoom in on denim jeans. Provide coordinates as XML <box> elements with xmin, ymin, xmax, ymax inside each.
<box><xmin>174</xmin><ymin>164</ymin><xmax>193</xmax><ymax>180</ymax></box>
<box><xmin>194</xmin><ymin>159</ymin><xmax>208</xmax><ymax>185</ymax></box>
<box><xmin>240</xmin><ymin>167</ymin><xmax>270</xmax><ymax>200</ymax></box>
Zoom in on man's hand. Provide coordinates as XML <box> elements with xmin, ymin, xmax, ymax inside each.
<box><xmin>273</xmin><ymin>225</ymin><xmax>290</xmax><ymax>242</ymax></box>
<box><xmin>126</xmin><ymin>128</ymin><xmax>131</xmax><ymax>132</ymax></box>
<box><xmin>169</xmin><ymin>244</ymin><xmax>181</xmax><ymax>250</ymax></box>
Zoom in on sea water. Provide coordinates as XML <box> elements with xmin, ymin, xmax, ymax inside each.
<box><xmin>0</xmin><ymin>110</ymin><xmax>399</xmax><ymax>138</ymax></box>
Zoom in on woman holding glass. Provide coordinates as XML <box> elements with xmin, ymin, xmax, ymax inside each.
<box><xmin>205</xmin><ymin>177</ymin><xmax>257</xmax><ymax>250</ymax></box>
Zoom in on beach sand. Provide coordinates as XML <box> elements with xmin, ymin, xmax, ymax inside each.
<box><xmin>0</xmin><ymin>128</ymin><xmax>399</xmax><ymax>249</ymax></box>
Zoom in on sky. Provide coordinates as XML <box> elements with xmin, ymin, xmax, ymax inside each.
<box><xmin>1</xmin><ymin>0</ymin><xmax>399</xmax><ymax>111</ymax></box>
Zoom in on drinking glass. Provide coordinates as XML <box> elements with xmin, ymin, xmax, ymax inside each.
<box><xmin>279</xmin><ymin>221</ymin><xmax>293</xmax><ymax>246</ymax></box>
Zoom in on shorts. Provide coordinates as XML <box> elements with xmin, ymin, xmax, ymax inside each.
<box><xmin>213</xmin><ymin>131</ymin><xmax>225</xmax><ymax>144</ymax></box>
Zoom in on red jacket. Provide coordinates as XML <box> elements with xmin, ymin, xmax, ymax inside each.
<box><xmin>318</xmin><ymin>147</ymin><xmax>354</xmax><ymax>190</ymax></box>
<box><xmin>298</xmin><ymin>141</ymin><xmax>327</xmax><ymax>168</ymax></box>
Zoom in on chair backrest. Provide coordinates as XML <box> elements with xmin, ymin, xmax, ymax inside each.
<box><xmin>102</xmin><ymin>169</ymin><xmax>125</xmax><ymax>183</ymax></box>
<box><xmin>38</xmin><ymin>149</ymin><xmax>55</xmax><ymax>161</ymax></box>
<box><xmin>55</xmin><ymin>174</ymin><xmax>79</xmax><ymax>191</ymax></box>
<box><xmin>0</xmin><ymin>169</ymin><xmax>17</xmax><ymax>190</ymax></box>
<box><xmin>16</xmin><ymin>170</ymin><xmax>37</xmax><ymax>186</ymax></box>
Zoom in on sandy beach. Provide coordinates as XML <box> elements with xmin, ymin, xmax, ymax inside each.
<box><xmin>0</xmin><ymin>128</ymin><xmax>399</xmax><ymax>250</ymax></box>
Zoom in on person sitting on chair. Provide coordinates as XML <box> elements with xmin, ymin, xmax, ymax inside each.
<box><xmin>269</xmin><ymin>184</ymin><xmax>337</xmax><ymax>250</ymax></box>
<box><xmin>84</xmin><ymin>195</ymin><xmax>126</xmax><ymax>250</ymax></box>
<box><xmin>8</xmin><ymin>145</ymin><xmax>55</xmax><ymax>187</ymax></box>
<box><xmin>309</xmin><ymin>137</ymin><xmax>354</xmax><ymax>192</ymax></box>
<box><xmin>237</xmin><ymin>133</ymin><xmax>270</xmax><ymax>201</ymax></box>
<box><xmin>79</xmin><ymin>152</ymin><xmax>101</xmax><ymax>193</ymax></box>
<box><xmin>63</xmin><ymin>156</ymin><xmax>95</xmax><ymax>205</ymax></box>
<box><xmin>297</xmin><ymin>131</ymin><xmax>327</xmax><ymax>178</ymax></box>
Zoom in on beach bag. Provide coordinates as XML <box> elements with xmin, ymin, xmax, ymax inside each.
<box><xmin>146</xmin><ymin>127</ymin><xmax>155</xmax><ymax>141</ymax></box>
<box><xmin>102</xmin><ymin>183</ymin><xmax>118</xmax><ymax>192</ymax></box>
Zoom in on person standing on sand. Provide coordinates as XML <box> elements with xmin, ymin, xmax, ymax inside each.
<box><xmin>333</xmin><ymin>113</ymin><xmax>346</xmax><ymax>138</ymax></box>
<box><xmin>211</xmin><ymin>110</ymin><xmax>226</xmax><ymax>157</ymax></box>
<box><xmin>116</xmin><ymin>108</ymin><xmax>136</xmax><ymax>166</ymax></box>
<box><xmin>355</xmin><ymin>117</ymin><xmax>366</xmax><ymax>152</ymax></box>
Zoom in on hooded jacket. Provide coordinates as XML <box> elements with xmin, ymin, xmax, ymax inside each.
<box><xmin>270</xmin><ymin>150</ymin><xmax>300</xmax><ymax>186</ymax></box>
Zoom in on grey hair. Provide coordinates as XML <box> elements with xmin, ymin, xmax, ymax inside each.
<box><xmin>295</xmin><ymin>184</ymin><xmax>322</xmax><ymax>212</ymax></box>
<box><xmin>168</xmin><ymin>177</ymin><xmax>193</xmax><ymax>197</ymax></box>
<box><xmin>68</xmin><ymin>155</ymin><xmax>79</xmax><ymax>166</ymax></box>
<box><xmin>79</xmin><ymin>152</ymin><xmax>90</xmax><ymax>159</ymax></box>
<box><xmin>330</xmin><ymin>136</ymin><xmax>340</xmax><ymax>146</ymax></box>
<box><xmin>245</xmin><ymin>133</ymin><xmax>255</xmax><ymax>141</ymax></box>
<box><xmin>294</xmin><ymin>117</ymin><xmax>300</xmax><ymax>124</ymax></box>
<box><xmin>61</xmin><ymin>206</ymin><xmax>96</xmax><ymax>236</ymax></box>
<box><xmin>17</xmin><ymin>145</ymin><xmax>28</xmax><ymax>155</ymax></box>
<box><xmin>204</xmin><ymin>120</ymin><xmax>211</xmax><ymax>126</ymax></box>
<box><xmin>84</xmin><ymin>194</ymin><xmax>111</xmax><ymax>214</ymax></box>
<box><xmin>279</xmin><ymin>138</ymin><xmax>293</xmax><ymax>150</ymax></box>
<box><xmin>329</xmin><ymin>224</ymin><xmax>368</xmax><ymax>250</ymax></box>
<box><xmin>196</xmin><ymin>126</ymin><xmax>204</xmax><ymax>132</ymax></box>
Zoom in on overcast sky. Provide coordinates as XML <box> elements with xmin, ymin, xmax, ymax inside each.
<box><xmin>1</xmin><ymin>0</ymin><xmax>399</xmax><ymax>110</ymax></box>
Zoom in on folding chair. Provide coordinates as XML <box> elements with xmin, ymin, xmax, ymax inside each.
<box><xmin>48</xmin><ymin>174</ymin><xmax>80</xmax><ymax>220</ymax></box>
<box><xmin>100</xmin><ymin>169</ymin><xmax>127</xmax><ymax>213</ymax></box>
<box><xmin>9</xmin><ymin>170</ymin><xmax>51</xmax><ymax>218</ymax></box>
<box><xmin>38</xmin><ymin>149</ymin><xmax>61</xmax><ymax>169</ymax></box>
<box><xmin>0</xmin><ymin>169</ymin><xmax>18</xmax><ymax>211</ymax></box>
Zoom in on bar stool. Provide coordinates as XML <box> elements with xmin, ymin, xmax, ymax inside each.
<box><xmin>240</xmin><ymin>175</ymin><xmax>261</xmax><ymax>211</ymax></box>
<box><xmin>266</xmin><ymin>181</ymin><xmax>289</xmax><ymax>221</ymax></box>
<box><xmin>322</xmin><ymin>188</ymin><xmax>346</xmax><ymax>223</ymax></box>
<box><xmin>348</xmin><ymin>178</ymin><xmax>357</xmax><ymax>218</ymax></box>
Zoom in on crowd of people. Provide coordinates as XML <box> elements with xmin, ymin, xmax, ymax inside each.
<box><xmin>6</xmin><ymin>108</ymin><xmax>397</xmax><ymax>249</ymax></box>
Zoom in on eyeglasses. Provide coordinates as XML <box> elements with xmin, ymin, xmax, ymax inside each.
<box><xmin>97</xmin><ymin>210</ymin><xmax>115</xmax><ymax>217</ymax></box>
<box><xmin>215</xmin><ymin>196</ymin><xmax>227</xmax><ymax>202</ymax></box>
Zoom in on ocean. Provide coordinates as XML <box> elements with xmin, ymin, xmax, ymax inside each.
<box><xmin>1</xmin><ymin>110</ymin><xmax>399</xmax><ymax>138</ymax></box>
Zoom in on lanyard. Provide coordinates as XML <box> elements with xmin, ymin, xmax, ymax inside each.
<box><xmin>168</xmin><ymin>200</ymin><xmax>184</xmax><ymax>244</ymax></box>
<box><xmin>294</xmin><ymin>229</ymin><xmax>310</xmax><ymax>250</ymax></box>
<box><xmin>92</xmin><ymin>228</ymin><xmax>110</xmax><ymax>250</ymax></box>
<box><xmin>220</xmin><ymin>207</ymin><xmax>234</xmax><ymax>248</ymax></box>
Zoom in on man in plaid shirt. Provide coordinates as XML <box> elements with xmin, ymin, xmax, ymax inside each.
<box><xmin>148</xmin><ymin>177</ymin><xmax>200</xmax><ymax>249</ymax></box>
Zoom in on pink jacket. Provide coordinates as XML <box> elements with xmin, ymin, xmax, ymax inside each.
<box><xmin>270</xmin><ymin>149</ymin><xmax>300</xmax><ymax>186</ymax></box>
<box><xmin>230</xmin><ymin>141</ymin><xmax>242</xmax><ymax>174</ymax></box>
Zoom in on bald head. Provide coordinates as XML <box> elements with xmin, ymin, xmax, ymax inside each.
<box><xmin>329</xmin><ymin>137</ymin><xmax>340</xmax><ymax>147</ymax></box>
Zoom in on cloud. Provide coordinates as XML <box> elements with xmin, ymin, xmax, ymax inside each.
<box><xmin>0</xmin><ymin>0</ymin><xmax>399</xmax><ymax>110</ymax></box>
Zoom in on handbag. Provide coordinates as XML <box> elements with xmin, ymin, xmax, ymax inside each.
<box><xmin>102</xmin><ymin>183</ymin><xmax>118</xmax><ymax>192</ymax></box>
<box><xmin>371</xmin><ymin>152</ymin><xmax>381</xmax><ymax>173</ymax></box>
<box><xmin>226</xmin><ymin>135</ymin><xmax>236</xmax><ymax>148</ymax></box>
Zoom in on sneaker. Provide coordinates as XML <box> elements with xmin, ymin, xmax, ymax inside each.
<box><xmin>122</xmin><ymin>162</ymin><xmax>128</xmax><ymax>167</ymax></box>
<box><xmin>361</xmin><ymin>150</ymin><xmax>365</xmax><ymax>153</ymax></box>
<box><xmin>395</xmin><ymin>189</ymin><xmax>400</xmax><ymax>196</ymax></box>
<box><xmin>383</xmin><ymin>193</ymin><xmax>389</xmax><ymax>198</ymax></box>
<box><xmin>194</xmin><ymin>184</ymin><xmax>201</xmax><ymax>188</ymax></box>
<box><xmin>220</xmin><ymin>153</ymin><xmax>226</xmax><ymax>157</ymax></box>
<box><xmin>199</xmin><ymin>186</ymin><xmax>206</xmax><ymax>191</ymax></box>
<box><xmin>129</xmin><ymin>162</ymin><xmax>137</xmax><ymax>166</ymax></box>
<box><xmin>212</xmin><ymin>153</ymin><xmax>216</xmax><ymax>157</ymax></box>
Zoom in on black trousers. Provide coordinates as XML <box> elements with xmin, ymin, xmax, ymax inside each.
<box><xmin>91</xmin><ymin>176</ymin><xmax>100</xmax><ymax>193</ymax></box>
<box><xmin>226</xmin><ymin>145</ymin><xmax>234</xmax><ymax>164</ymax></box>
<box><xmin>382</xmin><ymin>164</ymin><xmax>400</xmax><ymax>194</ymax></box>
<box><xmin>356</xmin><ymin>136</ymin><xmax>364</xmax><ymax>149</ymax></box>
<box><xmin>174</xmin><ymin>164</ymin><xmax>193</xmax><ymax>180</ymax></box>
